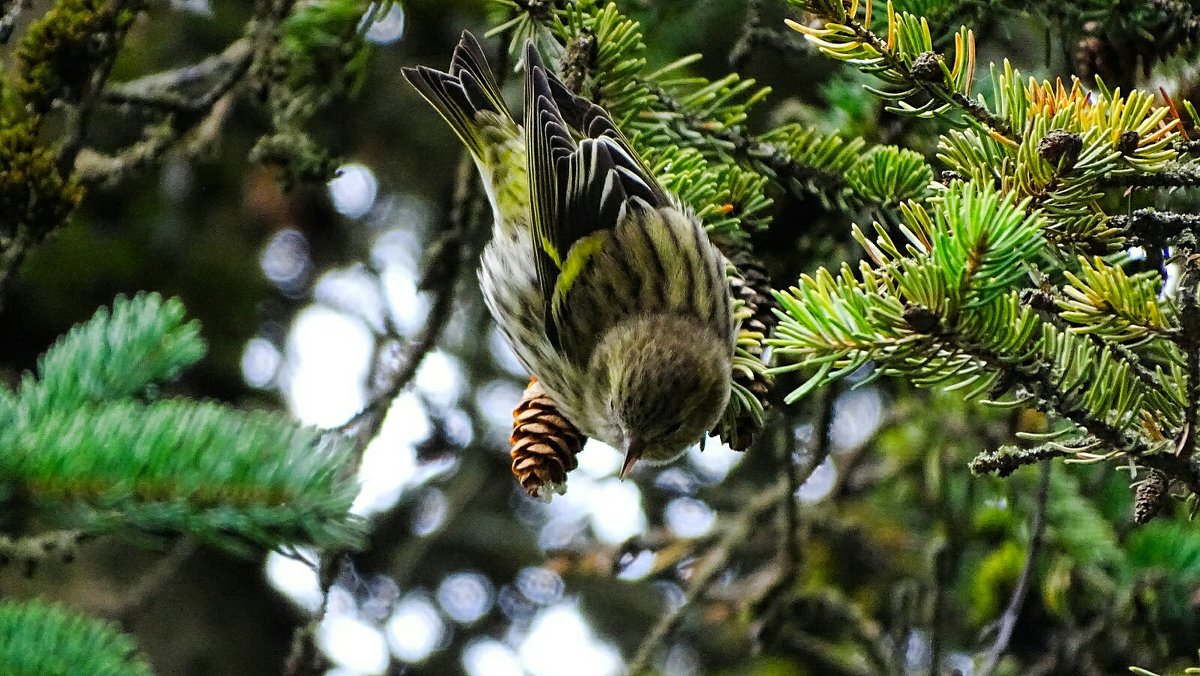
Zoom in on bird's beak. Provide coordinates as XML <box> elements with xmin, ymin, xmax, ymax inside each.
<box><xmin>620</xmin><ymin>436</ymin><xmax>644</xmax><ymax>480</ymax></box>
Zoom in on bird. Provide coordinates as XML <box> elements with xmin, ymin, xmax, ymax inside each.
<box><xmin>402</xmin><ymin>32</ymin><xmax>734</xmax><ymax>486</ymax></box>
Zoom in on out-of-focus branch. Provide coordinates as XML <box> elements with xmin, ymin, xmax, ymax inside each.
<box><xmin>106</xmin><ymin>539</ymin><xmax>198</xmax><ymax>626</ymax></box>
<box><xmin>977</xmin><ymin>460</ymin><xmax>1051</xmax><ymax>676</ymax></box>
<box><xmin>629</xmin><ymin>472</ymin><xmax>802</xmax><ymax>674</ymax></box>
<box><xmin>101</xmin><ymin>38</ymin><xmax>254</xmax><ymax>113</ymax></box>
<box><xmin>285</xmin><ymin>151</ymin><xmax>483</xmax><ymax>676</ymax></box>
<box><xmin>0</xmin><ymin>225</ymin><xmax>32</xmax><ymax>315</ymax></box>
<box><xmin>336</xmin><ymin>152</ymin><xmax>479</xmax><ymax>461</ymax></box>
<box><xmin>76</xmin><ymin>36</ymin><xmax>255</xmax><ymax>190</ymax></box>
<box><xmin>770</xmin><ymin>387</ymin><xmax>835</xmax><ymax>604</ymax></box>
<box><xmin>0</xmin><ymin>0</ymin><xmax>30</xmax><ymax>44</ymax></box>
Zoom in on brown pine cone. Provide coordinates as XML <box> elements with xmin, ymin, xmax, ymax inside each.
<box><xmin>510</xmin><ymin>378</ymin><xmax>586</xmax><ymax>499</ymax></box>
<box><xmin>725</xmin><ymin>251</ymin><xmax>776</xmax><ymax>451</ymax></box>
<box><xmin>1134</xmin><ymin>469</ymin><xmax>1169</xmax><ymax>524</ymax></box>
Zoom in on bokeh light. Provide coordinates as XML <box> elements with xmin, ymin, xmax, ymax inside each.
<box><xmin>313</xmin><ymin>265</ymin><xmax>388</xmax><ymax>333</ymax></box>
<box><xmin>686</xmin><ymin>436</ymin><xmax>744</xmax><ymax>481</ymax></box>
<box><xmin>615</xmin><ymin>549</ymin><xmax>655</xmax><ymax>581</ymax></box>
<box><xmin>665</xmin><ymin>496</ymin><xmax>717</xmax><ymax>538</ymax></box>
<box><xmin>265</xmin><ymin>549</ymin><xmax>322</xmax><ymax>613</ymax></box>
<box><xmin>364</xmin><ymin>3</ymin><xmax>405</xmax><ymax>44</ymax></box>
<box><xmin>518</xmin><ymin>604</ymin><xmax>623</xmax><ymax>676</ymax></box>
<box><xmin>576</xmin><ymin>438</ymin><xmax>621</xmax><ymax>478</ymax></box>
<box><xmin>328</xmin><ymin>162</ymin><xmax>379</xmax><ymax>219</ymax></box>
<box><xmin>462</xmin><ymin>639</ymin><xmax>523</xmax><ymax>676</ymax></box>
<box><xmin>436</xmin><ymin>571</ymin><xmax>495</xmax><ymax>625</ymax></box>
<box><xmin>386</xmin><ymin>593</ymin><xmax>445</xmax><ymax>664</ymax></box>
<box><xmin>317</xmin><ymin>615</ymin><xmax>390</xmax><ymax>675</ymax></box>
<box><xmin>830</xmin><ymin>387</ymin><xmax>884</xmax><ymax>451</ymax></box>
<box><xmin>516</xmin><ymin>566</ymin><xmax>565</xmax><ymax>605</ymax></box>
<box><xmin>796</xmin><ymin>455</ymin><xmax>837</xmax><ymax>503</ymax></box>
<box><xmin>260</xmin><ymin>228</ymin><xmax>312</xmax><ymax>296</ymax></box>
<box><xmin>282</xmin><ymin>305</ymin><xmax>374</xmax><ymax>427</ymax></box>
<box><xmin>411</xmin><ymin>488</ymin><xmax>449</xmax><ymax>536</ymax></box>
<box><xmin>240</xmin><ymin>337</ymin><xmax>281</xmax><ymax>389</ymax></box>
<box><xmin>415</xmin><ymin>350</ymin><xmax>465</xmax><ymax>408</ymax></box>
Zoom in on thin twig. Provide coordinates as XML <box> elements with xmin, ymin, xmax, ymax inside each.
<box><xmin>977</xmin><ymin>460</ymin><xmax>1051</xmax><ymax>676</ymax></box>
<box><xmin>729</xmin><ymin>0</ymin><xmax>763</xmax><ymax>71</ymax></box>
<box><xmin>1178</xmin><ymin>242</ymin><xmax>1200</xmax><ymax>462</ymax></box>
<box><xmin>56</xmin><ymin>0</ymin><xmax>141</xmax><ymax>176</ymax></box>
<box><xmin>1102</xmin><ymin>165</ymin><xmax>1200</xmax><ymax>188</ymax></box>
<box><xmin>1111</xmin><ymin>208</ymin><xmax>1200</xmax><ymax>247</ymax></box>
<box><xmin>627</xmin><ymin>476</ymin><xmax>791</xmax><ymax>674</ymax></box>
<box><xmin>779</xmin><ymin>387</ymin><xmax>835</xmax><ymax>577</ymax></box>
<box><xmin>101</xmin><ymin>38</ymin><xmax>254</xmax><ymax>114</ymax></box>
<box><xmin>107</xmin><ymin>539</ymin><xmax>198</xmax><ymax>626</ymax></box>
<box><xmin>336</xmin><ymin>153</ymin><xmax>477</xmax><ymax>460</ymax></box>
<box><xmin>0</xmin><ymin>225</ymin><xmax>32</xmax><ymax>315</ymax></box>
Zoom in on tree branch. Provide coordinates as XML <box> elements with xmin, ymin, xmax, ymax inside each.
<box><xmin>977</xmin><ymin>460</ymin><xmax>1051</xmax><ymax>676</ymax></box>
<box><xmin>627</xmin><ymin>476</ymin><xmax>791</xmax><ymax>674</ymax></box>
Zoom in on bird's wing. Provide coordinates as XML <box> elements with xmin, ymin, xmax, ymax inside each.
<box><xmin>402</xmin><ymin>31</ymin><xmax>512</xmax><ymax>159</ymax></box>
<box><xmin>525</xmin><ymin>42</ymin><xmax>693</xmax><ymax>355</ymax></box>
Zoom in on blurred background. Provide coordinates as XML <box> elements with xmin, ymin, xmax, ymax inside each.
<box><xmin>3</xmin><ymin>1</ymin><xmax>1200</xmax><ymax>675</ymax></box>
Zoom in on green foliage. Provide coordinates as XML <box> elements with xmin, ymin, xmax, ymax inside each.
<box><xmin>770</xmin><ymin>181</ymin><xmax>1047</xmax><ymax>402</ymax></box>
<box><xmin>1059</xmin><ymin>256</ymin><xmax>1175</xmax><ymax>345</ymax></box>
<box><xmin>970</xmin><ymin>539</ymin><xmax>1024</xmax><ymax>622</ymax></box>
<box><xmin>0</xmin><ymin>118</ymin><xmax>82</xmax><ymax>239</ymax></box>
<box><xmin>12</xmin><ymin>293</ymin><xmax>205</xmax><ymax>422</ymax></box>
<box><xmin>772</xmin><ymin>0</ymin><xmax>1199</xmax><ymax>501</ymax></box>
<box><xmin>844</xmin><ymin>145</ymin><xmax>935</xmax><ymax>208</ymax></box>
<box><xmin>0</xmin><ymin>599</ymin><xmax>151</xmax><ymax>676</ymax></box>
<box><xmin>787</xmin><ymin>0</ymin><xmax>979</xmax><ymax>122</ymax></box>
<box><xmin>1045</xmin><ymin>468</ymin><xmax>1120</xmax><ymax>567</ymax></box>
<box><xmin>280</xmin><ymin>0</ymin><xmax>377</xmax><ymax>103</ymax></box>
<box><xmin>254</xmin><ymin>0</ymin><xmax>390</xmax><ymax>185</ymax></box>
<box><xmin>14</xmin><ymin>0</ymin><xmax>142</xmax><ymax>112</ymax></box>
<box><xmin>0</xmin><ymin>294</ymin><xmax>363</xmax><ymax>554</ymax></box>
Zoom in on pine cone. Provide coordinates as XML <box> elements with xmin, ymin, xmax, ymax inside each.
<box><xmin>510</xmin><ymin>378</ymin><xmax>586</xmax><ymax>499</ymax></box>
<box><xmin>725</xmin><ymin>251</ymin><xmax>777</xmax><ymax>451</ymax></box>
<box><xmin>1134</xmin><ymin>469</ymin><xmax>1169</xmax><ymax>524</ymax></box>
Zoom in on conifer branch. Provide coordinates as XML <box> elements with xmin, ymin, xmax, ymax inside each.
<box><xmin>1111</xmin><ymin>209</ymin><xmax>1200</xmax><ymax>247</ymax></box>
<box><xmin>1102</xmin><ymin>164</ymin><xmax>1200</xmax><ymax>188</ymax></box>
<box><xmin>1178</xmin><ymin>254</ymin><xmax>1200</xmax><ymax>461</ymax></box>
<box><xmin>971</xmin><ymin>443</ymin><xmax>1071</xmax><ymax>477</ymax></box>
<box><xmin>0</xmin><ymin>600</ymin><xmax>151</xmax><ymax>675</ymax></box>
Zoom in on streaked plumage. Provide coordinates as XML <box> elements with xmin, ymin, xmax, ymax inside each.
<box><xmin>403</xmin><ymin>33</ymin><xmax>734</xmax><ymax>489</ymax></box>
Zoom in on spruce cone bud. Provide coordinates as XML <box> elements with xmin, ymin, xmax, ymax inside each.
<box><xmin>910</xmin><ymin>51</ymin><xmax>944</xmax><ymax>82</ymax></box>
<box><xmin>1037</xmin><ymin>130</ymin><xmax>1083</xmax><ymax>171</ymax></box>
<box><xmin>1019</xmin><ymin>288</ymin><xmax>1059</xmax><ymax>313</ymax></box>
<box><xmin>903</xmin><ymin>303</ymin><xmax>941</xmax><ymax>334</ymax></box>
<box><xmin>510</xmin><ymin>378</ymin><xmax>585</xmax><ymax>499</ymax></box>
<box><xmin>1117</xmin><ymin>130</ymin><xmax>1140</xmax><ymax>156</ymax></box>
<box><xmin>1134</xmin><ymin>469</ymin><xmax>1168</xmax><ymax>524</ymax></box>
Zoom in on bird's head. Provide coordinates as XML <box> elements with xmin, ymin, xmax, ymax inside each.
<box><xmin>586</xmin><ymin>314</ymin><xmax>733</xmax><ymax>478</ymax></box>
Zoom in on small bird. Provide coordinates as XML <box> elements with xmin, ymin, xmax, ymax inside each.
<box><xmin>403</xmin><ymin>33</ymin><xmax>734</xmax><ymax>483</ymax></box>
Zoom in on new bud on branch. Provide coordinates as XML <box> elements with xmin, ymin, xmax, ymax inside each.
<box><xmin>404</xmin><ymin>33</ymin><xmax>737</xmax><ymax>496</ymax></box>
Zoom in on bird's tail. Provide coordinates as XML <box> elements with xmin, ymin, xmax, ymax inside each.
<box><xmin>401</xmin><ymin>31</ymin><xmax>513</xmax><ymax>161</ymax></box>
